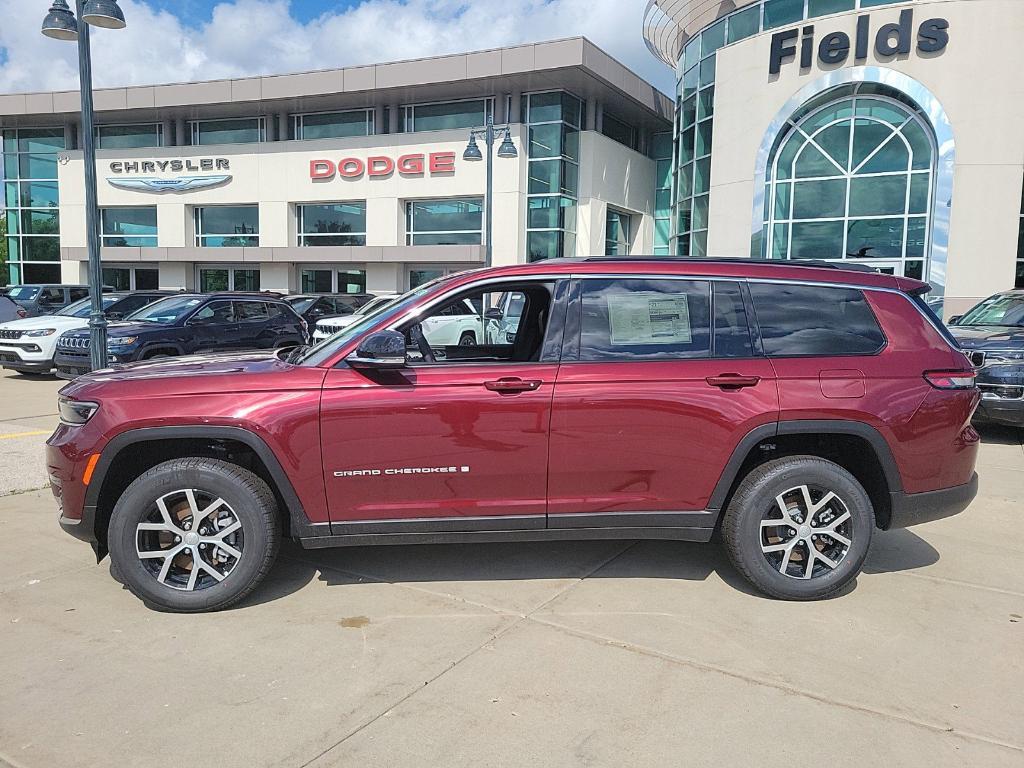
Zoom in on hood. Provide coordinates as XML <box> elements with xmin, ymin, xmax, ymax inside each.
<box><xmin>317</xmin><ymin>315</ymin><xmax>359</xmax><ymax>329</ymax></box>
<box><xmin>80</xmin><ymin>349</ymin><xmax>294</xmax><ymax>383</ymax></box>
<box><xmin>0</xmin><ymin>315</ymin><xmax>87</xmax><ymax>332</ymax></box>
<box><xmin>62</xmin><ymin>321</ymin><xmax>161</xmax><ymax>339</ymax></box>
<box><xmin>949</xmin><ymin>325</ymin><xmax>1024</xmax><ymax>349</ymax></box>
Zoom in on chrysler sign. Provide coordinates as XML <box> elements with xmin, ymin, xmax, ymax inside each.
<box><xmin>310</xmin><ymin>151</ymin><xmax>456</xmax><ymax>180</ymax></box>
<box><xmin>106</xmin><ymin>157</ymin><xmax>232</xmax><ymax>193</ymax></box>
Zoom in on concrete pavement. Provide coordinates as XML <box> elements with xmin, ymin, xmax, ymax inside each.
<box><xmin>0</xmin><ymin>381</ymin><xmax>1021</xmax><ymax>767</ymax></box>
<box><xmin>0</xmin><ymin>370</ymin><xmax>62</xmax><ymax>496</ymax></box>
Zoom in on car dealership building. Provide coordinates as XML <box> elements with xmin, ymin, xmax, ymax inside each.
<box><xmin>0</xmin><ymin>38</ymin><xmax>673</xmax><ymax>295</ymax></box>
<box><xmin>643</xmin><ymin>0</ymin><xmax>1024</xmax><ymax>315</ymax></box>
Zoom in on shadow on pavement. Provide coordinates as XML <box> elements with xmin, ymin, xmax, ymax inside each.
<box><xmin>238</xmin><ymin>526</ymin><xmax>940</xmax><ymax>609</ymax></box>
<box><xmin>975</xmin><ymin>423</ymin><xmax>1023</xmax><ymax>446</ymax></box>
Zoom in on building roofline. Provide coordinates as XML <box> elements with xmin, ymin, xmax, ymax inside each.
<box><xmin>0</xmin><ymin>37</ymin><xmax>673</xmax><ymax>125</ymax></box>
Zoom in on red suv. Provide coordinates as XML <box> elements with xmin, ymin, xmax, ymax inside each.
<box><xmin>47</xmin><ymin>259</ymin><xmax>980</xmax><ymax>611</ymax></box>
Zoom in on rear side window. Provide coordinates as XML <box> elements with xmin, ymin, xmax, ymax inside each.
<box><xmin>235</xmin><ymin>301</ymin><xmax>269</xmax><ymax>321</ymax></box>
<box><xmin>69</xmin><ymin>288</ymin><xmax>89</xmax><ymax>302</ymax></box>
<box><xmin>749</xmin><ymin>283</ymin><xmax>885</xmax><ymax>356</ymax></box>
<box><xmin>713</xmin><ymin>282</ymin><xmax>753</xmax><ymax>358</ymax></box>
<box><xmin>579</xmin><ymin>278</ymin><xmax>711</xmax><ymax>361</ymax></box>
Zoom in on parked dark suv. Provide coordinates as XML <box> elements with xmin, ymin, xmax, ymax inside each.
<box><xmin>48</xmin><ymin>259</ymin><xmax>979</xmax><ymax>612</ymax></box>
<box><xmin>53</xmin><ymin>292</ymin><xmax>307</xmax><ymax>378</ymax></box>
<box><xmin>948</xmin><ymin>289</ymin><xmax>1024</xmax><ymax>427</ymax></box>
<box><xmin>7</xmin><ymin>285</ymin><xmax>94</xmax><ymax>317</ymax></box>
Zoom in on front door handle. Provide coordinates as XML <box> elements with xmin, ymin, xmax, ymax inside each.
<box><xmin>706</xmin><ymin>374</ymin><xmax>761</xmax><ymax>390</ymax></box>
<box><xmin>484</xmin><ymin>377</ymin><xmax>542</xmax><ymax>393</ymax></box>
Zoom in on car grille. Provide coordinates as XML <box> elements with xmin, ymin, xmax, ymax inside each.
<box><xmin>980</xmin><ymin>383</ymin><xmax>1024</xmax><ymax>401</ymax></box>
<box><xmin>318</xmin><ymin>323</ymin><xmax>344</xmax><ymax>335</ymax></box>
<box><xmin>0</xmin><ymin>329</ymin><xmax>23</xmax><ymax>340</ymax></box>
<box><xmin>58</xmin><ymin>336</ymin><xmax>90</xmax><ymax>350</ymax></box>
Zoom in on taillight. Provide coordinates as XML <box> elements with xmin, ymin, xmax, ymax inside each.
<box><xmin>924</xmin><ymin>370</ymin><xmax>977</xmax><ymax>389</ymax></box>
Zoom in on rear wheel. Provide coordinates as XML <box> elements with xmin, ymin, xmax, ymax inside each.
<box><xmin>458</xmin><ymin>331</ymin><xmax>476</xmax><ymax>346</ymax></box>
<box><xmin>721</xmin><ymin>456</ymin><xmax>873</xmax><ymax>600</ymax></box>
<box><xmin>107</xmin><ymin>458</ymin><xmax>279</xmax><ymax>612</ymax></box>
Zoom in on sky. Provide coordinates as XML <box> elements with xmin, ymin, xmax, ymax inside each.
<box><xmin>0</xmin><ymin>0</ymin><xmax>674</xmax><ymax>96</ymax></box>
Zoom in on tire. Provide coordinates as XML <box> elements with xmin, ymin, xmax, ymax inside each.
<box><xmin>721</xmin><ymin>456</ymin><xmax>873</xmax><ymax>601</ymax></box>
<box><xmin>458</xmin><ymin>331</ymin><xmax>477</xmax><ymax>346</ymax></box>
<box><xmin>107</xmin><ymin>457</ymin><xmax>280</xmax><ymax>612</ymax></box>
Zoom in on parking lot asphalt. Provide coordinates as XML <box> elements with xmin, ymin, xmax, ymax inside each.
<box><xmin>0</xmin><ymin>370</ymin><xmax>1021</xmax><ymax>768</ymax></box>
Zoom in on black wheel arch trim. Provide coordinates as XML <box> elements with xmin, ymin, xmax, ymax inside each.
<box><xmin>84</xmin><ymin>425</ymin><xmax>319</xmax><ymax>539</ymax></box>
<box><xmin>707</xmin><ymin>419</ymin><xmax>903</xmax><ymax>512</ymax></box>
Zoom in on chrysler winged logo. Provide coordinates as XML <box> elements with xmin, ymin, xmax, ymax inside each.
<box><xmin>107</xmin><ymin>175</ymin><xmax>232</xmax><ymax>193</ymax></box>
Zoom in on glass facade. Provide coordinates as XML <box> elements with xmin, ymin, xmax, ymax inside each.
<box><xmin>298</xmin><ymin>203</ymin><xmax>367</xmax><ymax>246</ymax></box>
<box><xmin>605</xmin><ymin>209</ymin><xmax>631</xmax><ymax>256</ymax></box>
<box><xmin>2</xmin><ymin>127</ymin><xmax>65</xmax><ymax>284</ymax></box>
<box><xmin>763</xmin><ymin>89</ymin><xmax>934</xmax><ymax>278</ymax></box>
<box><xmin>671</xmin><ymin>0</ymin><xmax>902</xmax><ymax>256</ymax></box>
<box><xmin>403</xmin><ymin>100</ymin><xmax>493</xmax><ymax>133</ymax></box>
<box><xmin>406</xmin><ymin>199</ymin><xmax>483</xmax><ymax>245</ymax></box>
<box><xmin>96</xmin><ymin>123</ymin><xmax>163</xmax><ymax>149</ymax></box>
<box><xmin>300</xmin><ymin>268</ymin><xmax>367</xmax><ymax>293</ymax></box>
<box><xmin>652</xmin><ymin>132</ymin><xmax>673</xmax><ymax>256</ymax></box>
<box><xmin>1018</xmin><ymin>185</ymin><xmax>1024</xmax><ymax>288</ymax></box>
<box><xmin>189</xmin><ymin>118</ymin><xmax>265</xmax><ymax>145</ymax></box>
<box><xmin>601</xmin><ymin>113</ymin><xmax>637</xmax><ymax>151</ymax></box>
<box><xmin>194</xmin><ymin>206</ymin><xmax>259</xmax><ymax>247</ymax></box>
<box><xmin>524</xmin><ymin>91</ymin><xmax>581</xmax><ymax>261</ymax></box>
<box><xmin>198</xmin><ymin>267</ymin><xmax>260</xmax><ymax>292</ymax></box>
<box><xmin>101</xmin><ymin>207</ymin><xmax>158</xmax><ymax>247</ymax></box>
<box><xmin>293</xmin><ymin>110</ymin><xmax>373</xmax><ymax>140</ymax></box>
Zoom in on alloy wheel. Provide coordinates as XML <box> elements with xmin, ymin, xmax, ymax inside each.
<box><xmin>135</xmin><ymin>489</ymin><xmax>244</xmax><ymax>591</ymax></box>
<box><xmin>759</xmin><ymin>484</ymin><xmax>853</xmax><ymax>580</ymax></box>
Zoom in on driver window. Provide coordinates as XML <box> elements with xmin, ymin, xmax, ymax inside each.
<box><xmin>402</xmin><ymin>284</ymin><xmax>552</xmax><ymax>364</ymax></box>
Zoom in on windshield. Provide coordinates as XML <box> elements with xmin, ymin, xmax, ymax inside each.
<box><xmin>956</xmin><ymin>294</ymin><xmax>1024</xmax><ymax>327</ymax></box>
<box><xmin>57</xmin><ymin>296</ymin><xmax>118</xmax><ymax>318</ymax></box>
<box><xmin>297</xmin><ymin>287</ymin><xmax>436</xmax><ymax>366</ymax></box>
<box><xmin>8</xmin><ymin>286</ymin><xmax>40</xmax><ymax>300</ymax></box>
<box><xmin>286</xmin><ymin>297</ymin><xmax>317</xmax><ymax>313</ymax></box>
<box><xmin>127</xmin><ymin>295</ymin><xmax>204</xmax><ymax>324</ymax></box>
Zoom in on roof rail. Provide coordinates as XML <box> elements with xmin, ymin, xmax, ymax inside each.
<box><xmin>575</xmin><ymin>256</ymin><xmax>879</xmax><ymax>272</ymax></box>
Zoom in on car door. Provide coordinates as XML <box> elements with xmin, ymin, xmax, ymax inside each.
<box><xmin>188</xmin><ymin>300</ymin><xmax>241</xmax><ymax>351</ymax></box>
<box><xmin>546</xmin><ymin>277</ymin><xmax>779</xmax><ymax>528</ymax></box>
<box><xmin>232</xmin><ymin>300</ymin><xmax>273</xmax><ymax>348</ymax></box>
<box><xmin>319</xmin><ymin>278</ymin><xmax>566</xmax><ymax>530</ymax></box>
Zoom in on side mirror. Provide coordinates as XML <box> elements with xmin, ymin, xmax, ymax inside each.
<box><xmin>484</xmin><ymin>307</ymin><xmax>503</xmax><ymax>321</ymax></box>
<box><xmin>947</xmin><ymin>315</ymin><xmax>962</xmax><ymax>325</ymax></box>
<box><xmin>348</xmin><ymin>329</ymin><xmax>407</xmax><ymax>370</ymax></box>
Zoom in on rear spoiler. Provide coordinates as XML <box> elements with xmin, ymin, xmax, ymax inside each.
<box><xmin>895</xmin><ymin>276</ymin><xmax>931</xmax><ymax>295</ymax></box>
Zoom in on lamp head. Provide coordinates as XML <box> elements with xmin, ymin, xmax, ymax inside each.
<box><xmin>41</xmin><ymin>0</ymin><xmax>78</xmax><ymax>41</ymax></box>
<box><xmin>81</xmin><ymin>0</ymin><xmax>126</xmax><ymax>29</ymax></box>
<box><xmin>496</xmin><ymin>129</ymin><xmax>518</xmax><ymax>159</ymax></box>
<box><xmin>463</xmin><ymin>134</ymin><xmax>483</xmax><ymax>162</ymax></box>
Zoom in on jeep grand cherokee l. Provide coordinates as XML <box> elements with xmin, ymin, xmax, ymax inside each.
<box><xmin>47</xmin><ymin>259</ymin><xmax>980</xmax><ymax>612</ymax></box>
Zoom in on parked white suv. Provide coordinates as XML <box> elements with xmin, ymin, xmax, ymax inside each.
<box><xmin>0</xmin><ymin>292</ymin><xmax>169</xmax><ymax>374</ymax></box>
<box><xmin>312</xmin><ymin>294</ymin><xmax>400</xmax><ymax>342</ymax></box>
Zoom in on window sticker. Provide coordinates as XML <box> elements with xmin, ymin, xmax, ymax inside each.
<box><xmin>607</xmin><ymin>291</ymin><xmax>692</xmax><ymax>345</ymax></box>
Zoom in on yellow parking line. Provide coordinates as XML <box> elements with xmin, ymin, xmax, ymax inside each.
<box><xmin>0</xmin><ymin>430</ymin><xmax>51</xmax><ymax>440</ymax></box>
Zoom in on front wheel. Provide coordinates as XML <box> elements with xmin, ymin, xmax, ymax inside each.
<box><xmin>458</xmin><ymin>331</ymin><xmax>477</xmax><ymax>347</ymax></box>
<box><xmin>107</xmin><ymin>457</ymin><xmax>279</xmax><ymax>612</ymax></box>
<box><xmin>721</xmin><ymin>456</ymin><xmax>873</xmax><ymax>601</ymax></box>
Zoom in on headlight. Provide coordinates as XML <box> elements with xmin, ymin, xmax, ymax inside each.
<box><xmin>107</xmin><ymin>336</ymin><xmax>138</xmax><ymax>346</ymax></box>
<box><xmin>24</xmin><ymin>328</ymin><xmax>57</xmax><ymax>337</ymax></box>
<box><xmin>58</xmin><ymin>396</ymin><xmax>99</xmax><ymax>426</ymax></box>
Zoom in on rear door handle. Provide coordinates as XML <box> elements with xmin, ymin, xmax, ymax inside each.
<box><xmin>706</xmin><ymin>374</ymin><xmax>761</xmax><ymax>390</ymax></box>
<box><xmin>484</xmin><ymin>377</ymin><xmax>542</xmax><ymax>393</ymax></box>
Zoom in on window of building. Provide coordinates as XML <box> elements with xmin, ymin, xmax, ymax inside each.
<box><xmin>749</xmin><ymin>283</ymin><xmax>885</xmax><ymax>356</ymax></box>
<box><xmin>406</xmin><ymin>199</ymin><xmax>483</xmax><ymax>245</ymax></box>
<box><xmin>297</xmin><ymin>202</ymin><xmax>366</xmax><ymax>246</ymax></box>
<box><xmin>197</xmin><ymin>267</ymin><xmax>261</xmax><ymax>292</ymax></box>
<box><xmin>605</xmin><ymin>209</ymin><xmax>632</xmax><ymax>256</ymax></box>
<box><xmin>652</xmin><ymin>132</ymin><xmax>673</xmax><ymax>256</ymax></box>
<box><xmin>95</xmin><ymin>123</ymin><xmax>163</xmax><ymax>149</ymax></box>
<box><xmin>194</xmin><ymin>205</ymin><xmax>259</xmax><ymax>247</ymax></box>
<box><xmin>299</xmin><ymin>268</ymin><xmax>368</xmax><ymax>294</ymax></box>
<box><xmin>102</xmin><ymin>265</ymin><xmax>160</xmax><ymax>291</ymax></box>
<box><xmin>578</xmin><ymin>278</ymin><xmax>712</xmax><ymax>361</ymax></box>
<box><xmin>408</xmin><ymin>266</ymin><xmax>463</xmax><ymax>290</ymax></box>
<box><xmin>403</xmin><ymin>99</ymin><xmax>493</xmax><ymax>133</ymax></box>
<box><xmin>2</xmin><ymin>127</ymin><xmax>64</xmax><ymax>285</ymax></box>
<box><xmin>293</xmin><ymin>110</ymin><xmax>373</xmax><ymax>140</ymax></box>
<box><xmin>524</xmin><ymin>91</ymin><xmax>582</xmax><ymax>262</ymax></box>
<box><xmin>189</xmin><ymin>118</ymin><xmax>265</xmax><ymax>146</ymax></box>
<box><xmin>763</xmin><ymin>89</ymin><xmax>934</xmax><ymax>280</ymax></box>
<box><xmin>101</xmin><ymin>207</ymin><xmax>158</xmax><ymax>247</ymax></box>
<box><xmin>601</xmin><ymin>113</ymin><xmax>637</xmax><ymax>151</ymax></box>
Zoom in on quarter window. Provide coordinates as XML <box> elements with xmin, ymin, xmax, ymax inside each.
<box><xmin>406</xmin><ymin>199</ymin><xmax>483</xmax><ymax>245</ymax></box>
<box><xmin>194</xmin><ymin>206</ymin><xmax>259</xmax><ymax>247</ymax></box>
<box><xmin>101</xmin><ymin>207</ymin><xmax>157</xmax><ymax>247</ymax></box>
<box><xmin>298</xmin><ymin>203</ymin><xmax>366</xmax><ymax>246</ymax></box>
<box><xmin>748</xmin><ymin>283</ymin><xmax>885</xmax><ymax>356</ymax></box>
<box><xmin>578</xmin><ymin>279</ymin><xmax>712</xmax><ymax>361</ymax></box>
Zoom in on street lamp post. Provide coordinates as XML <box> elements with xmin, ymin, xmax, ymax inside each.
<box><xmin>41</xmin><ymin>0</ymin><xmax>127</xmax><ymax>372</ymax></box>
<box><xmin>463</xmin><ymin>116</ymin><xmax>518</xmax><ymax>268</ymax></box>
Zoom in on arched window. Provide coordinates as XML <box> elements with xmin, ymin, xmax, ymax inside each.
<box><xmin>764</xmin><ymin>85</ymin><xmax>935</xmax><ymax>280</ymax></box>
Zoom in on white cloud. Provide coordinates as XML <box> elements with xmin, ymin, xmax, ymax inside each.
<box><xmin>0</xmin><ymin>0</ymin><xmax>673</xmax><ymax>95</ymax></box>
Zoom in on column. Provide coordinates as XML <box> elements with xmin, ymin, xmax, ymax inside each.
<box><xmin>585</xmin><ymin>99</ymin><xmax>597</xmax><ymax>132</ymax></box>
<box><xmin>265</xmin><ymin>115</ymin><xmax>276</xmax><ymax>142</ymax></box>
<box><xmin>161</xmin><ymin>120</ymin><xmax>173</xmax><ymax>147</ymax></box>
<box><xmin>509</xmin><ymin>90</ymin><xmax>522</xmax><ymax>123</ymax></box>
<box><xmin>278</xmin><ymin>113</ymin><xmax>289</xmax><ymax>142</ymax></box>
<box><xmin>174</xmin><ymin>118</ymin><xmax>186</xmax><ymax>146</ymax></box>
<box><xmin>594</xmin><ymin>101</ymin><xmax>604</xmax><ymax>133</ymax></box>
<box><xmin>494</xmin><ymin>93</ymin><xmax>507</xmax><ymax>124</ymax></box>
<box><xmin>63</xmin><ymin>122</ymin><xmax>77</xmax><ymax>150</ymax></box>
<box><xmin>389</xmin><ymin>104</ymin><xmax>401</xmax><ymax>133</ymax></box>
<box><xmin>373</xmin><ymin>105</ymin><xmax>384</xmax><ymax>135</ymax></box>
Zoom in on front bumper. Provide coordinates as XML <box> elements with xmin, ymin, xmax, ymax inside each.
<box><xmin>53</xmin><ymin>349</ymin><xmax>92</xmax><ymax>380</ymax></box>
<box><xmin>887</xmin><ymin>473</ymin><xmax>979</xmax><ymax>529</ymax></box>
<box><xmin>0</xmin><ymin>344</ymin><xmax>53</xmax><ymax>372</ymax></box>
<box><xmin>973</xmin><ymin>389</ymin><xmax>1024</xmax><ymax>427</ymax></box>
